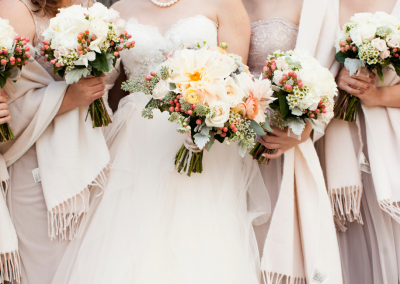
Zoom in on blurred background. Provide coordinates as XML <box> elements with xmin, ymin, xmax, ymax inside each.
<box><xmin>97</xmin><ymin>0</ymin><xmax>119</xmax><ymax>7</ymax></box>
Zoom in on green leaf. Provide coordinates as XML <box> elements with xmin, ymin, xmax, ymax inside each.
<box><xmin>249</xmin><ymin>119</ymin><xmax>265</xmax><ymax>135</ymax></box>
<box><xmin>279</xmin><ymin>94</ymin><xmax>290</xmax><ymax>119</ymax></box>
<box><xmin>392</xmin><ymin>61</ymin><xmax>400</xmax><ymax>77</ymax></box>
<box><xmin>58</xmin><ymin>68</ymin><xmax>65</xmax><ymax>78</ymax></box>
<box><xmin>206</xmin><ymin>131</ymin><xmax>214</xmax><ymax>151</ymax></box>
<box><xmin>159</xmin><ymin>104</ymin><xmax>170</xmax><ymax>113</ymax></box>
<box><xmin>214</xmin><ymin>133</ymin><xmax>225</xmax><ymax>143</ymax></box>
<box><xmin>262</xmin><ymin>115</ymin><xmax>273</xmax><ymax>132</ymax></box>
<box><xmin>92</xmin><ymin>68</ymin><xmax>104</xmax><ymax>77</ymax></box>
<box><xmin>0</xmin><ymin>76</ymin><xmax>6</xmax><ymax>88</ymax></box>
<box><xmin>335</xmin><ymin>52</ymin><xmax>347</xmax><ymax>64</ymax></box>
<box><xmin>89</xmin><ymin>50</ymin><xmax>109</xmax><ymax>73</ymax></box>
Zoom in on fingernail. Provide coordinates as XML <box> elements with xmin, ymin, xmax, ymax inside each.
<box><xmin>262</xmin><ymin>154</ymin><xmax>266</xmax><ymax>157</ymax></box>
<box><xmin>366</xmin><ymin>85</ymin><xmax>370</xmax><ymax>89</ymax></box>
<box><xmin>360</xmin><ymin>90</ymin><xmax>364</xmax><ymax>94</ymax></box>
<box><xmin>370</xmin><ymin>80</ymin><xmax>374</xmax><ymax>83</ymax></box>
<box><xmin>257</xmin><ymin>137</ymin><xmax>260</xmax><ymax>141</ymax></box>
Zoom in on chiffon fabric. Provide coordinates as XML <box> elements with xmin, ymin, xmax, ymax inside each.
<box><xmin>51</xmin><ymin>15</ymin><xmax>271</xmax><ymax>284</ymax></box>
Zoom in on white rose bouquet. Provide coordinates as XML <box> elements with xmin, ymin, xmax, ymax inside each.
<box><xmin>0</xmin><ymin>17</ymin><xmax>32</xmax><ymax>141</ymax></box>
<box><xmin>250</xmin><ymin>49</ymin><xmax>337</xmax><ymax>165</ymax></box>
<box><xmin>334</xmin><ymin>12</ymin><xmax>400</xmax><ymax>121</ymax></box>
<box><xmin>121</xmin><ymin>43</ymin><xmax>274</xmax><ymax>176</ymax></box>
<box><xmin>40</xmin><ymin>3</ymin><xmax>135</xmax><ymax>127</ymax></box>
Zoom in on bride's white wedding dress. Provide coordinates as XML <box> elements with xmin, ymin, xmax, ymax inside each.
<box><xmin>52</xmin><ymin>15</ymin><xmax>271</xmax><ymax>284</ymax></box>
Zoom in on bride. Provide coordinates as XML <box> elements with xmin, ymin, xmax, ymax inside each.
<box><xmin>52</xmin><ymin>0</ymin><xmax>271</xmax><ymax>283</ymax></box>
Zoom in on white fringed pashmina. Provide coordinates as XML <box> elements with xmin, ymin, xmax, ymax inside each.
<box><xmin>0</xmin><ymin>59</ymin><xmax>110</xmax><ymax>283</ymax></box>
<box><xmin>260</xmin><ymin>0</ymin><xmax>343</xmax><ymax>283</ymax></box>
<box><xmin>324</xmin><ymin>0</ymin><xmax>400</xmax><ymax>231</ymax></box>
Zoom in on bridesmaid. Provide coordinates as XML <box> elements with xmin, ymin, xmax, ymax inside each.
<box><xmin>325</xmin><ymin>0</ymin><xmax>400</xmax><ymax>283</ymax></box>
<box><xmin>0</xmin><ymin>0</ymin><xmax>107</xmax><ymax>283</ymax></box>
<box><xmin>244</xmin><ymin>0</ymin><xmax>342</xmax><ymax>282</ymax></box>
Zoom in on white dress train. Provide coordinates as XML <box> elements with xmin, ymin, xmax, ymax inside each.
<box><xmin>52</xmin><ymin>15</ymin><xmax>271</xmax><ymax>284</ymax></box>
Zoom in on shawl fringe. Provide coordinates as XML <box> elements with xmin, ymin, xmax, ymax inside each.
<box><xmin>379</xmin><ymin>200</ymin><xmax>400</xmax><ymax>224</ymax></box>
<box><xmin>0</xmin><ymin>250</ymin><xmax>21</xmax><ymax>283</ymax></box>
<box><xmin>48</xmin><ymin>163</ymin><xmax>111</xmax><ymax>242</ymax></box>
<box><xmin>329</xmin><ymin>185</ymin><xmax>363</xmax><ymax>232</ymax></box>
<box><xmin>262</xmin><ymin>271</ymin><xmax>306</xmax><ymax>284</ymax></box>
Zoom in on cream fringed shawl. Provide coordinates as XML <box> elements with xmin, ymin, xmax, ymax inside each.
<box><xmin>0</xmin><ymin>60</ymin><xmax>110</xmax><ymax>283</ymax></box>
<box><xmin>324</xmin><ymin>0</ymin><xmax>400</xmax><ymax>231</ymax></box>
<box><xmin>260</xmin><ymin>0</ymin><xmax>343</xmax><ymax>283</ymax></box>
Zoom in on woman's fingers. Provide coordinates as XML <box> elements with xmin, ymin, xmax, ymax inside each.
<box><xmin>266</xmin><ymin>126</ymin><xmax>287</xmax><ymax>137</ymax></box>
<box><xmin>0</xmin><ymin>110</ymin><xmax>10</xmax><ymax>118</ymax></box>
<box><xmin>262</xmin><ymin>149</ymin><xmax>283</xmax><ymax>160</ymax></box>
<box><xmin>0</xmin><ymin>115</ymin><xmax>11</xmax><ymax>124</ymax></box>
<box><xmin>345</xmin><ymin>77</ymin><xmax>370</xmax><ymax>90</ymax></box>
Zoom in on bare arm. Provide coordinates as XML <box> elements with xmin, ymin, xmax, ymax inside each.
<box><xmin>215</xmin><ymin>0</ymin><xmax>251</xmax><ymax>63</ymax></box>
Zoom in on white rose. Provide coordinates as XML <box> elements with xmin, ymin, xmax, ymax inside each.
<box><xmin>373</xmin><ymin>12</ymin><xmax>400</xmax><ymax>28</ymax></box>
<box><xmin>75</xmin><ymin>51</ymin><xmax>96</xmax><ymax>67</ymax></box>
<box><xmin>88</xmin><ymin>3</ymin><xmax>110</xmax><ymax>21</ymax></box>
<box><xmin>272</xmin><ymin>70</ymin><xmax>285</xmax><ymax>86</ymax></box>
<box><xmin>205</xmin><ymin>101</ymin><xmax>230</xmax><ymax>128</ymax></box>
<box><xmin>350</xmin><ymin>13</ymin><xmax>373</xmax><ymax>26</ymax></box>
<box><xmin>88</xmin><ymin>19</ymin><xmax>109</xmax><ymax>53</ymax></box>
<box><xmin>275</xmin><ymin>56</ymin><xmax>289</xmax><ymax>70</ymax></box>
<box><xmin>349</xmin><ymin>27</ymin><xmax>363</xmax><ymax>46</ymax></box>
<box><xmin>221</xmin><ymin>77</ymin><xmax>245</xmax><ymax>107</ymax></box>
<box><xmin>57</xmin><ymin>5</ymin><xmax>90</xmax><ymax>33</ymax></box>
<box><xmin>152</xmin><ymin>80</ymin><xmax>170</xmax><ymax>100</ymax></box>
<box><xmin>0</xmin><ymin>18</ymin><xmax>16</xmax><ymax>50</ymax></box>
<box><xmin>387</xmin><ymin>33</ymin><xmax>400</xmax><ymax>48</ymax></box>
<box><xmin>371</xmin><ymin>38</ymin><xmax>387</xmax><ymax>51</ymax></box>
<box><xmin>360</xmin><ymin>24</ymin><xmax>377</xmax><ymax>42</ymax></box>
<box><xmin>108</xmin><ymin>8</ymin><xmax>121</xmax><ymax>23</ymax></box>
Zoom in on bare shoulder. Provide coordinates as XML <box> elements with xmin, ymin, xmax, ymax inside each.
<box><xmin>111</xmin><ymin>0</ymin><xmax>144</xmax><ymax>21</ymax></box>
<box><xmin>0</xmin><ymin>0</ymin><xmax>35</xmax><ymax>42</ymax></box>
<box><xmin>213</xmin><ymin>0</ymin><xmax>247</xmax><ymax>11</ymax></box>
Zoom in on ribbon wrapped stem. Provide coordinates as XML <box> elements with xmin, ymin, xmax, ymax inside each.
<box><xmin>249</xmin><ymin>142</ymin><xmax>276</xmax><ymax>165</ymax></box>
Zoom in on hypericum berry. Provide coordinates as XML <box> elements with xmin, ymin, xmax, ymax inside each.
<box><xmin>176</xmin><ymin>103</ymin><xmax>180</xmax><ymax>107</ymax></box>
<box><xmin>0</xmin><ymin>59</ymin><xmax>6</xmax><ymax>65</ymax></box>
<box><xmin>176</xmin><ymin>95</ymin><xmax>181</xmax><ymax>99</ymax></box>
<box><xmin>232</xmin><ymin>128</ymin><xmax>238</xmax><ymax>133</ymax></box>
<box><xmin>82</xmin><ymin>39</ymin><xmax>86</xmax><ymax>44</ymax></box>
<box><xmin>120</xmin><ymin>38</ymin><xmax>124</xmax><ymax>43</ymax></box>
<box><xmin>394</xmin><ymin>48</ymin><xmax>398</xmax><ymax>52</ymax></box>
<box><xmin>347</xmin><ymin>37</ymin><xmax>351</xmax><ymax>42</ymax></box>
<box><xmin>188</xmin><ymin>110</ymin><xmax>192</xmax><ymax>115</ymax></box>
<box><xmin>22</xmin><ymin>40</ymin><xmax>27</xmax><ymax>46</ymax></box>
<box><xmin>124</xmin><ymin>31</ymin><xmax>128</xmax><ymax>36</ymax></box>
<box><xmin>24</xmin><ymin>46</ymin><xmax>30</xmax><ymax>52</ymax></box>
<box><xmin>345</xmin><ymin>45</ymin><xmax>350</xmax><ymax>50</ymax></box>
<box><xmin>150</xmin><ymin>71</ymin><xmax>156</xmax><ymax>76</ymax></box>
<box><xmin>126</xmin><ymin>42</ymin><xmax>131</xmax><ymax>47</ymax></box>
<box><xmin>78</xmin><ymin>50</ymin><xmax>83</xmax><ymax>55</ymax></box>
<box><xmin>117</xmin><ymin>46</ymin><xmax>122</xmax><ymax>51</ymax></box>
<box><xmin>322</xmin><ymin>109</ymin><xmax>327</xmax><ymax>114</ymax></box>
<box><xmin>175</xmin><ymin>107</ymin><xmax>179</xmax><ymax>112</ymax></box>
<box><xmin>340</xmin><ymin>47</ymin><xmax>345</xmax><ymax>52</ymax></box>
<box><xmin>41</xmin><ymin>45</ymin><xmax>45</xmax><ymax>50</ymax></box>
<box><xmin>298</xmin><ymin>82</ymin><xmax>303</xmax><ymax>88</ymax></box>
<box><xmin>86</xmin><ymin>47</ymin><xmax>91</xmax><ymax>51</ymax></box>
<box><xmin>45</xmin><ymin>45</ymin><xmax>49</xmax><ymax>50</ymax></box>
<box><xmin>91</xmin><ymin>35</ymin><xmax>97</xmax><ymax>41</ymax></box>
<box><xmin>55</xmin><ymin>62</ymin><xmax>61</xmax><ymax>67</ymax></box>
<box><xmin>2</xmin><ymin>49</ymin><xmax>7</xmax><ymax>54</ymax></box>
<box><xmin>15</xmin><ymin>35</ymin><xmax>21</xmax><ymax>40</ymax></box>
<box><xmin>77</xmin><ymin>35</ymin><xmax>82</xmax><ymax>40</ymax></box>
<box><xmin>192</xmin><ymin>104</ymin><xmax>196</xmax><ymax>109</ymax></box>
<box><xmin>292</xmin><ymin>73</ymin><xmax>297</xmax><ymax>79</ymax></box>
<box><xmin>310</xmin><ymin>113</ymin><xmax>315</xmax><ymax>118</ymax></box>
<box><xmin>315</xmin><ymin>109</ymin><xmax>320</xmax><ymax>113</ymax></box>
<box><xmin>223</xmin><ymin>127</ymin><xmax>228</xmax><ymax>132</ymax></box>
<box><xmin>10</xmin><ymin>56</ymin><xmax>15</xmax><ymax>62</ymax></box>
<box><xmin>78</xmin><ymin>45</ymin><xmax>83</xmax><ymax>51</ymax></box>
<box><xmin>128</xmin><ymin>35</ymin><xmax>133</xmax><ymax>39</ymax></box>
<box><xmin>230</xmin><ymin>124</ymin><xmax>235</xmax><ymax>129</ymax></box>
<box><xmin>170</xmin><ymin>100</ymin><xmax>174</xmax><ymax>105</ymax></box>
<box><xmin>169</xmin><ymin>107</ymin><xmax>174</xmax><ymax>112</ymax></box>
<box><xmin>24</xmin><ymin>60</ymin><xmax>28</xmax><ymax>65</ymax></box>
<box><xmin>25</xmin><ymin>37</ymin><xmax>30</xmax><ymax>43</ymax></box>
<box><xmin>145</xmin><ymin>75</ymin><xmax>151</xmax><ymax>81</ymax></box>
<box><xmin>174</xmin><ymin>99</ymin><xmax>178</xmax><ymax>103</ymax></box>
<box><xmin>15</xmin><ymin>47</ymin><xmax>21</xmax><ymax>52</ymax></box>
<box><xmin>221</xmin><ymin>132</ymin><xmax>227</xmax><ymax>137</ymax></box>
<box><xmin>85</xmin><ymin>30</ymin><xmax>90</xmax><ymax>34</ymax></box>
<box><xmin>114</xmin><ymin>51</ymin><xmax>119</xmax><ymax>56</ymax></box>
<box><xmin>196</xmin><ymin>119</ymin><xmax>201</xmax><ymax>125</ymax></box>
<box><xmin>16</xmin><ymin>58</ymin><xmax>21</xmax><ymax>62</ymax></box>
<box><xmin>110</xmin><ymin>41</ymin><xmax>115</xmax><ymax>46</ymax></box>
<box><xmin>50</xmin><ymin>59</ymin><xmax>55</xmax><ymax>64</ymax></box>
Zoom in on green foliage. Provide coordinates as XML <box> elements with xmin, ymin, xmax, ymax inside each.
<box><xmin>89</xmin><ymin>50</ymin><xmax>109</xmax><ymax>73</ymax></box>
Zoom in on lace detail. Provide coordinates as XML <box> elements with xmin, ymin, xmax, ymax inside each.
<box><xmin>120</xmin><ymin>15</ymin><xmax>218</xmax><ymax>79</ymax></box>
<box><xmin>248</xmin><ymin>17</ymin><xmax>298</xmax><ymax>76</ymax></box>
<box><xmin>19</xmin><ymin>0</ymin><xmax>92</xmax><ymax>80</ymax></box>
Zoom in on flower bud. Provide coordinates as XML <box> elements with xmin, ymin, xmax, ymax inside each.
<box><xmin>126</xmin><ymin>42</ymin><xmax>131</xmax><ymax>47</ymax></box>
<box><xmin>340</xmin><ymin>47</ymin><xmax>345</xmax><ymax>52</ymax></box>
<box><xmin>16</xmin><ymin>47</ymin><xmax>21</xmax><ymax>52</ymax></box>
<box><xmin>85</xmin><ymin>30</ymin><xmax>90</xmax><ymax>34</ymax></box>
<box><xmin>188</xmin><ymin>110</ymin><xmax>192</xmax><ymax>115</ymax></box>
<box><xmin>79</xmin><ymin>50</ymin><xmax>83</xmax><ymax>55</ymax></box>
<box><xmin>0</xmin><ymin>50</ymin><xmax>3</xmax><ymax>54</ymax></box>
<box><xmin>128</xmin><ymin>35</ymin><xmax>132</xmax><ymax>39</ymax></box>
<box><xmin>120</xmin><ymin>38</ymin><xmax>124</xmax><ymax>43</ymax></box>
<box><xmin>219</xmin><ymin>42</ymin><xmax>228</xmax><ymax>49</ymax></box>
<box><xmin>310</xmin><ymin>113</ymin><xmax>315</xmax><ymax>118</ymax></box>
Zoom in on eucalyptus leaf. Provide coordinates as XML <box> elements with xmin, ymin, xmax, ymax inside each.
<box><xmin>106</xmin><ymin>53</ymin><xmax>114</xmax><ymax>71</ymax></box>
<box><xmin>65</xmin><ymin>68</ymin><xmax>90</xmax><ymax>85</ymax></box>
<box><xmin>262</xmin><ymin>116</ymin><xmax>273</xmax><ymax>132</ymax></box>
<box><xmin>291</xmin><ymin>107</ymin><xmax>303</xmax><ymax>116</ymax></box>
<box><xmin>206</xmin><ymin>131</ymin><xmax>214</xmax><ymax>151</ymax></box>
<box><xmin>335</xmin><ymin>52</ymin><xmax>347</xmax><ymax>64</ymax></box>
<box><xmin>249</xmin><ymin>120</ymin><xmax>265</xmax><ymax>135</ymax></box>
<box><xmin>193</xmin><ymin>132</ymin><xmax>210</xmax><ymax>149</ymax></box>
<box><xmin>307</xmin><ymin>118</ymin><xmax>324</xmax><ymax>134</ymax></box>
<box><xmin>286</xmin><ymin>117</ymin><xmax>306</xmax><ymax>136</ymax></box>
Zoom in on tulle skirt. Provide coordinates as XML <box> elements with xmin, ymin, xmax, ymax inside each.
<box><xmin>52</xmin><ymin>93</ymin><xmax>271</xmax><ymax>284</ymax></box>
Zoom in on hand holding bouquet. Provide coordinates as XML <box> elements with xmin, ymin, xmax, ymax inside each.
<box><xmin>0</xmin><ymin>17</ymin><xmax>32</xmax><ymax>141</ymax></box>
<box><xmin>122</xmin><ymin>43</ymin><xmax>274</xmax><ymax>176</ymax></box>
<box><xmin>40</xmin><ymin>3</ymin><xmax>135</xmax><ymax>127</ymax></box>
<box><xmin>334</xmin><ymin>12</ymin><xmax>400</xmax><ymax>121</ymax></box>
<box><xmin>250</xmin><ymin>49</ymin><xmax>337</xmax><ymax>164</ymax></box>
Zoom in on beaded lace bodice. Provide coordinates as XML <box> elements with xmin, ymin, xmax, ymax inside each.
<box><xmin>248</xmin><ymin>17</ymin><xmax>299</xmax><ymax>75</ymax></box>
<box><xmin>121</xmin><ymin>15</ymin><xmax>218</xmax><ymax>78</ymax></box>
<box><xmin>20</xmin><ymin>0</ymin><xmax>90</xmax><ymax>80</ymax></box>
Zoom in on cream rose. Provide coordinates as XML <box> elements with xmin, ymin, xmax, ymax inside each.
<box><xmin>0</xmin><ymin>18</ymin><xmax>16</xmax><ymax>50</ymax></box>
<box><xmin>380</xmin><ymin>49</ymin><xmax>390</xmax><ymax>59</ymax></box>
<box><xmin>371</xmin><ymin>38</ymin><xmax>387</xmax><ymax>51</ymax></box>
<box><xmin>205</xmin><ymin>101</ymin><xmax>230</xmax><ymax>128</ymax></box>
<box><xmin>152</xmin><ymin>80</ymin><xmax>170</xmax><ymax>100</ymax></box>
<box><xmin>89</xmin><ymin>19</ymin><xmax>109</xmax><ymax>53</ymax></box>
<box><xmin>231</xmin><ymin>103</ymin><xmax>246</xmax><ymax>118</ymax></box>
<box><xmin>183</xmin><ymin>86</ymin><xmax>205</xmax><ymax>104</ymax></box>
<box><xmin>360</xmin><ymin>24</ymin><xmax>377</xmax><ymax>42</ymax></box>
<box><xmin>350</xmin><ymin>27</ymin><xmax>363</xmax><ymax>46</ymax></box>
<box><xmin>387</xmin><ymin>33</ymin><xmax>400</xmax><ymax>48</ymax></box>
<box><xmin>222</xmin><ymin>77</ymin><xmax>245</xmax><ymax>107</ymax></box>
<box><xmin>350</xmin><ymin>13</ymin><xmax>373</xmax><ymax>26</ymax></box>
<box><xmin>272</xmin><ymin>70</ymin><xmax>285</xmax><ymax>86</ymax></box>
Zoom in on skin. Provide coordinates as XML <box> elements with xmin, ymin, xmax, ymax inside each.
<box><xmin>337</xmin><ymin>0</ymin><xmax>400</xmax><ymax>108</ymax></box>
<box><xmin>243</xmin><ymin>0</ymin><xmax>311</xmax><ymax>160</ymax></box>
<box><xmin>107</xmin><ymin>0</ymin><xmax>251</xmax><ymax>111</ymax></box>
<box><xmin>0</xmin><ymin>0</ymin><xmax>106</xmax><ymax>116</ymax></box>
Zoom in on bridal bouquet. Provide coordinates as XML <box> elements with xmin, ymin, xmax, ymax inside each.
<box><xmin>40</xmin><ymin>3</ymin><xmax>134</xmax><ymax>127</ymax></box>
<box><xmin>250</xmin><ymin>49</ymin><xmax>337</xmax><ymax>164</ymax></box>
<box><xmin>122</xmin><ymin>43</ymin><xmax>274</xmax><ymax>176</ymax></box>
<box><xmin>334</xmin><ymin>12</ymin><xmax>400</xmax><ymax>121</ymax></box>
<box><xmin>0</xmin><ymin>17</ymin><xmax>32</xmax><ymax>142</ymax></box>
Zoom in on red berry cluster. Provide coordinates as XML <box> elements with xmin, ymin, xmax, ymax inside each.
<box><xmin>338</xmin><ymin>37</ymin><xmax>358</xmax><ymax>53</ymax></box>
<box><xmin>304</xmin><ymin>100</ymin><xmax>327</xmax><ymax>118</ymax></box>
<box><xmin>0</xmin><ymin>35</ymin><xmax>31</xmax><ymax>69</ymax></box>
<box><xmin>168</xmin><ymin>94</ymin><xmax>196</xmax><ymax>115</ymax></box>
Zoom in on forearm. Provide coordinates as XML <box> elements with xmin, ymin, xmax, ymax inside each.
<box><xmin>56</xmin><ymin>90</ymin><xmax>76</xmax><ymax>116</ymax></box>
<box><xmin>377</xmin><ymin>85</ymin><xmax>400</xmax><ymax>108</ymax></box>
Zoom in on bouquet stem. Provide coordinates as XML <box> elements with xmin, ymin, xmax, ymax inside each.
<box><xmin>334</xmin><ymin>90</ymin><xmax>359</xmax><ymax>122</ymax></box>
<box><xmin>0</xmin><ymin>88</ymin><xmax>14</xmax><ymax>142</ymax></box>
<box><xmin>175</xmin><ymin>144</ymin><xmax>203</xmax><ymax>177</ymax></box>
<box><xmin>249</xmin><ymin>142</ymin><xmax>275</xmax><ymax>165</ymax></box>
<box><xmin>88</xmin><ymin>97</ymin><xmax>112</xmax><ymax>128</ymax></box>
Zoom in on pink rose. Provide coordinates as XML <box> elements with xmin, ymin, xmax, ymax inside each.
<box><xmin>380</xmin><ymin>49</ymin><xmax>390</xmax><ymax>59</ymax></box>
<box><xmin>371</xmin><ymin>38</ymin><xmax>387</xmax><ymax>52</ymax></box>
<box><xmin>387</xmin><ymin>34</ymin><xmax>400</xmax><ymax>48</ymax></box>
